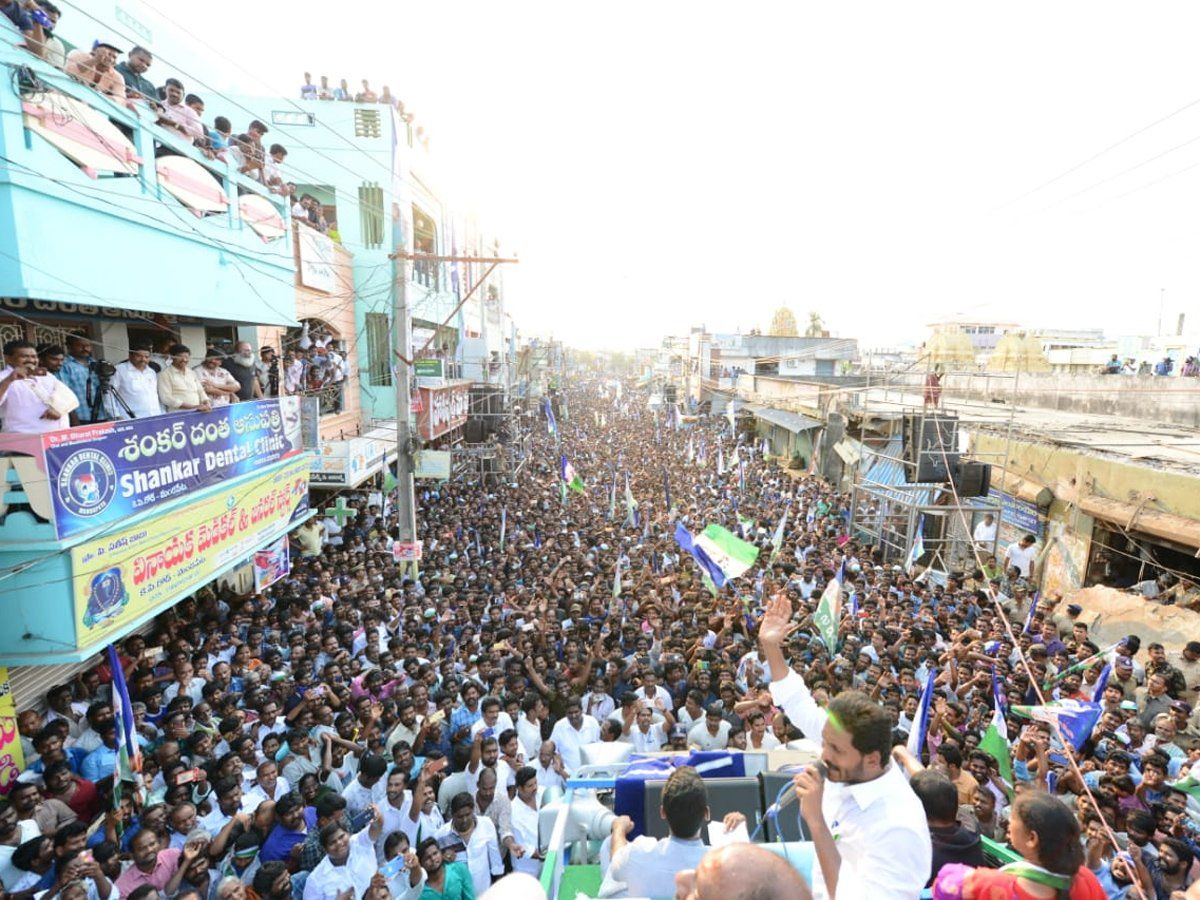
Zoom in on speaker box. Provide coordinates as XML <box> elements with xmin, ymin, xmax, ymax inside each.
<box><xmin>955</xmin><ymin>461</ymin><xmax>992</xmax><ymax>497</ymax></box>
<box><xmin>465</xmin><ymin>420</ymin><xmax>485</xmax><ymax>443</ymax></box>
<box><xmin>902</xmin><ymin>413</ymin><xmax>959</xmax><ymax>482</ymax></box>
<box><xmin>760</xmin><ymin>771</ymin><xmax>811</xmax><ymax>842</ymax></box>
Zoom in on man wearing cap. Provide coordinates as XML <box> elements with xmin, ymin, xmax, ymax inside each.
<box><xmin>65</xmin><ymin>41</ymin><xmax>126</xmax><ymax>100</ymax></box>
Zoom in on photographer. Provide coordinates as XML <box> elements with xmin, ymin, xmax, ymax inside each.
<box><xmin>108</xmin><ymin>345</ymin><xmax>162</xmax><ymax>420</ymax></box>
<box><xmin>57</xmin><ymin>335</ymin><xmax>99</xmax><ymax>425</ymax></box>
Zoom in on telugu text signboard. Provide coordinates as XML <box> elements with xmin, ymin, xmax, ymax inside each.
<box><xmin>43</xmin><ymin>398</ymin><xmax>303</xmax><ymax>541</ymax></box>
<box><xmin>416</xmin><ymin>383</ymin><xmax>469</xmax><ymax>441</ymax></box>
<box><xmin>70</xmin><ymin>455</ymin><xmax>311</xmax><ymax>648</ymax></box>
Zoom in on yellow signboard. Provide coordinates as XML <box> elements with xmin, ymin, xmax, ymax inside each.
<box><xmin>0</xmin><ymin>667</ymin><xmax>22</xmax><ymax>794</ymax></box>
<box><xmin>71</xmin><ymin>456</ymin><xmax>311</xmax><ymax>647</ymax></box>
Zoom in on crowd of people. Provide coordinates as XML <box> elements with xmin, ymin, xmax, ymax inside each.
<box><xmin>0</xmin><ymin>328</ymin><xmax>349</xmax><ymax>433</ymax></box>
<box><xmin>2</xmin><ymin>376</ymin><xmax>1199</xmax><ymax>900</ymax></box>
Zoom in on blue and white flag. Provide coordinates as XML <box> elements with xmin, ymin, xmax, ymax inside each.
<box><xmin>663</xmin><ymin>468</ymin><xmax>672</xmax><ymax>514</ymax></box>
<box><xmin>769</xmin><ymin>507</ymin><xmax>788</xmax><ymax>562</ymax></box>
<box><xmin>1022</xmin><ymin>591</ymin><xmax>1040</xmax><ymax>634</ymax></box>
<box><xmin>1011</xmin><ymin>699</ymin><xmax>1102</xmax><ymax>751</ymax></box>
<box><xmin>499</xmin><ymin>508</ymin><xmax>507</xmax><ymax>552</ymax></box>
<box><xmin>624</xmin><ymin>474</ymin><xmax>638</xmax><ymax>528</ymax></box>
<box><xmin>1091</xmin><ymin>663</ymin><xmax>1112</xmax><ymax>703</ymax></box>
<box><xmin>544</xmin><ymin>397</ymin><xmax>557</xmax><ymax>435</ymax></box>
<box><xmin>906</xmin><ymin>666</ymin><xmax>938</xmax><ymax>759</ymax></box>
<box><xmin>848</xmin><ymin>590</ymin><xmax>859</xmax><ymax>618</ymax></box>
<box><xmin>106</xmin><ymin>644</ymin><xmax>142</xmax><ymax>805</ymax></box>
<box><xmin>674</xmin><ymin>521</ymin><xmax>760</xmax><ymax>590</ymax></box>
<box><xmin>906</xmin><ymin>515</ymin><xmax>926</xmax><ymax>575</ymax></box>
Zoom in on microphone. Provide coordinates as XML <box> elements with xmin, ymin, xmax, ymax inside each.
<box><xmin>769</xmin><ymin>761</ymin><xmax>828</xmax><ymax>814</ymax></box>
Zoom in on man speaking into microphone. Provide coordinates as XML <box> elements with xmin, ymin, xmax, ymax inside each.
<box><xmin>758</xmin><ymin>591</ymin><xmax>931</xmax><ymax>900</ymax></box>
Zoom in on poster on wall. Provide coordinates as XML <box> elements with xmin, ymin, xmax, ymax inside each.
<box><xmin>43</xmin><ymin>398</ymin><xmax>303</xmax><ymax>540</ymax></box>
<box><xmin>253</xmin><ymin>534</ymin><xmax>291</xmax><ymax>593</ymax></box>
<box><xmin>987</xmin><ymin>488</ymin><xmax>1044</xmax><ymax>549</ymax></box>
<box><xmin>70</xmin><ymin>455</ymin><xmax>311</xmax><ymax>648</ymax></box>
<box><xmin>0</xmin><ymin>667</ymin><xmax>22</xmax><ymax>795</ymax></box>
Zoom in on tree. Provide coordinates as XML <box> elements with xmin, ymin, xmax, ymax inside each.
<box><xmin>767</xmin><ymin>307</ymin><xmax>799</xmax><ymax>337</ymax></box>
<box><xmin>805</xmin><ymin>311</ymin><xmax>825</xmax><ymax>338</ymax></box>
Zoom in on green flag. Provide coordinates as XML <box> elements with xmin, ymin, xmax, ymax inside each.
<box><xmin>813</xmin><ymin>577</ymin><xmax>841</xmax><ymax>652</ymax></box>
<box><xmin>979</xmin><ymin>709</ymin><xmax>1014</xmax><ymax>790</ymax></box>
<box><xmin>612</xmin><ymin>564</ymin><xmax>622</xmax><ymax>599</ymax></box>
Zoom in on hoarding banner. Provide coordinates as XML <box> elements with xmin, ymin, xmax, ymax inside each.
<box><xmin>43</xmin><ymin>398</ymin><xmax>303</xmax><ymax>540</ymax></box>
<box><xmin>253</xmin><ymin>534</ymin><xmax>291</xmax><ymax>593</ymax></box>
<box><xmin>416</xmin><ymin>383</ymin><xmax>469</xmax><ymax>441</ymax></box>
<box><xmin>414</xmin><ymin>449</ymin><xmax>452</xmax><ymax>481</ymax></box>
<box><xmin>71</xmin><ymin>455</ymin><xmax>311</xmax><ymax>647</ymax></box>
<box><xmin>0</xmin><ymin>666</ymin><xmax>21</xmax><ymax>795</ymax></box>
<box><xmin>414</xmin><ymin>358</ymin><xmax>445</xmax><ymax>388</ymax></box>
<box><xmin>311</xmin><ymin>437</ymin><xmax>389</xmax><ymax>486</ymax></box>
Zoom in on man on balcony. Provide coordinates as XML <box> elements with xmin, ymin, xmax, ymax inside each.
<box><xmin>58</xmin><ymin>335</ymin><xmax>98</xmax><ymax>425</ymax></box>
<box><xmin>64</xmin><ymin>41</ymin><xmax>126</xmax><ymax>101</ymax></box>
<box><xmin>196</xmin><ymin>349</ymin><xmax>241</xmax><ymax>408</ymax></box>
<box><xmin>157</xmin><ymin>344</ymin><xmax>211</xmax><ymax>414</ymax></box>
<box><xmin>159</xmin><ymin>78</ymin><xmax>204</xmax><ymax>144</ymax></box>
<box><xmin>222</xmin><ymin>342</ymin><xmax>262</xmax><ymax>403</ymax></box>
<box><xmin>115</xmin><ymin>46</ymin><xmax>156</xmax><ymax>104</ymax></box>
<box><xmin>108</xmin><ymin>344</ymin><xmax>163</xmax><ymax>420</ymax></box>
<box><xmin>0</xmin><ymin>339</ymin><xmax>67</xmax><ymax>433</ymax></box>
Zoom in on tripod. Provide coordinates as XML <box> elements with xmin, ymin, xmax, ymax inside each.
<box><xmin>89</xmin><ymin>377</ymin><xmax>136</xmax><ymax>423</ymax></box>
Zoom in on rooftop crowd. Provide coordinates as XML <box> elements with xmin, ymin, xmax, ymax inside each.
<box><xmin>2</xmin><ymin>376</ymin><xmax>1199</xmax><ymax>900</ymax></box>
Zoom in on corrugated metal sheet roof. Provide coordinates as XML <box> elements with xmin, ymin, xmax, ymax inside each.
<box><xmin>748</xmin><ymin>405</ymin><xmax>821</xmax><ymax>433</ymax></box>
<box><xmin>861</xmin><ymin>436</ymin><xmax>942</xmax><ymax>506</ymax></box>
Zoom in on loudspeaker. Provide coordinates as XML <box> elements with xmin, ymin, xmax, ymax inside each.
<box><xmin>465</xmin><ymin>420</ymin><xmax>485</xmax><ymax>443</ymax></box>
<box><xmin>664</xmin><ymin>385</ymin><xmax>677</xmax><ymax>404</ymax></box>
<box><xmin>760</xmin><ymin>772</ymin><xmax>811</xmax><ymax>842</ymax></box>
<box><xmin>902</xmin><ymin>413</ymin><xmax>959</xmax><ymax>483</ymax></box>
<box><xmin>955</xmin><ymin>461</ymin><xmax>991</xmax><ymax>497</ymax></box>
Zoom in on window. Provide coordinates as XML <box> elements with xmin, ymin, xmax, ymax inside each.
<box><xmin>412</xmin><ymin>205</ymin><xmax>438</xmax><ymax>289</ymax></box>
<box><xmin>365</xmin><ymin>312</ymin><xmax>392</xmax><ymax>386</ymax></box>
<box><xmin>358</xmin><ymin>182</ymin><xmax>385</xmax><ymax>249</ymax></box>
<box><xmin>354</xmin><ymin>108</ymin><xmax>382</xmax><ymax>139</ymax></box>
<box><xmin>271</xmin><ymin>111</ymin><xmax>315</xmax><ymax>127</ymax></box>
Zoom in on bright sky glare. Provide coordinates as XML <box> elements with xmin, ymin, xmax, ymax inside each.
<box><xmin>81</xmin><ymin>1</ymin><xmax>1200</xmax><ymax>350</ymax></box>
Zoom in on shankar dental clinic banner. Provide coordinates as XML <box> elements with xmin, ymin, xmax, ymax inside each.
<box><xmin>42</xmin><ymin>397</ymin><xmax>304</xmax><ymax>540</ymax></box>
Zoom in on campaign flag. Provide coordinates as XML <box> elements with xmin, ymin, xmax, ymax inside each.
<box><xmin>1090</xmin><ymin>663</ymin><xmax>1112</xmax><ymax>703</ymax></box>
<box><xmin>726</xmin><ymin>401</ymin><xmax>736</xmax><ymax>432</ymax></box>
<box><xmin>848</xmin><ymin>590</ymin><xmax>859</xmax><ymax>618</ymax></box>
<box><xmin>980</xmin><ymin>669</ymin><xmax>1014</xmax><ymax>788</ymax></box>
<box><xmin>382</xmin><ymin>452</ymin><xmax>398</xmax><ymax>493</ymax></box>
<box><xmin>533</xmin><ymin>530</ymin><xmax>542</xmax><ymax>549</ymax></box>
<box><xmin>737</xmin><ymin>514</ymin><xmax>755</xmax><ymax>539</ymax></box>
<box><xmin>499</xmin><ymin>508</ymin><xmax>507</xmax><ymax>553</ymax></box>
<box><xmin>106</xmin><ymin>644</ymin><xmax>142</xmax><ymax>807</ymax></box>
<box><xmin>686</xmin><ymin>436</ymin><xmax>695</xmax><ymax>465</ymax></box>
<box><xmin>544</xmin><ymin>397</ymin><xmax>557</xmax><ymax>435</ymax></box>
<box><xmin>717</xmin><ymin>446</ymin><xmax>726</xmax><ymax>476</ymax></box>
<box><xmin>608</xmin><ymin>471</ymin><xmax>618</xmax><ymax>521</ymax></box>
<box><xmin>1022</xmin><ymin>591</ymin><xmax>1040</xmax><ymax>634</ymax></box>
<box><xmin>560</xmin><ymin>455</ymin><xmax>585</xmax><ymax>493</ymax></box>
<box><xmin>624</xmin><ymin>474</ymin><xmax>638</xmax><ymax>527</ymax></box>
<box><xmin>814</xmin><ymin>574</ymin><xmax>842</xmax><ymax>653</ymax></box>
<box><xmin>1168</xmin><ymin>773</ymin><xmax>1200</xmax><ymax>817</ymax></box>
<box><xmin>674</xmin><ymin>522</ymin><xmax>759</xmax><ymax>589</ymax></box>
<box><xmin>663</xmin><ymin>468</ymin><xmax>672</xmax><ymax>513</ymax></box>
<box><xmin>835</xmin><ymin>558</ymin><xmax>846</xmax><ymax>584</ymax></box>
<box><xmin>769</xmin><ymin>508</ymin><xmax>789</xmax><ymax>562</ymax></box>
<box><xmin>612</xmin><ymin>562</ymin><xmax>622</xmax><ymax>599</ymax></box>
<box><xmin>1010</xmin><ymin>699</ymin><xmax>1103</xmax><ymax>751</ymax></box>
<box><xmin>906</xmin><ymin>515</ymin><xmax>926</xmax><ymax>575</ymax></box>
<box><xmin>905</xmin><ymin>665</ymin><xmax>937</xmax><ymax>760</ymax></box>
<box><xmin>738</xmin><ymin>457</ymin><xmax>746</xmax><ymax>493</ymax></box>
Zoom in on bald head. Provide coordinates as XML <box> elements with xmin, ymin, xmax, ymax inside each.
<box><xmin>676</xmin><ymin>844</ymin><xmax>812</xmax><ymax>900</ymax></box>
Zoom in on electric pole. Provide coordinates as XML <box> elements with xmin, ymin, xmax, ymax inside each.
<box><xmin>393</xmin><ymin>236</ymin><xmax>418</xmax><ymax>556</ymax></box>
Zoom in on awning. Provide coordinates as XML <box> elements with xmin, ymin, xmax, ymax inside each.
<box><xmin>748</xmin><ymin>405</ymin><xmax>821</xmax><ymax>433</ymax></box>
<box><xmin>860</xmin><ymin>436</ymin><xmax>942</xmax><ymax>507</ymax></box>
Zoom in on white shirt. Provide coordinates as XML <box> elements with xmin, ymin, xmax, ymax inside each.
<box><xmin>242</xmin><ymin>776</ymin><xmax>291</xmax><ymax>813</ymax></box>
<box><xmin>769</xmin><ymin>669</ymin><xmax>932</xmax><ymax>900</ymax></box>
<box><xmin>375</xmin><ymin>794</ymin><xmax>414</xmax><ymax>858</ymax></box>
<box><xmin>303</xmin><ymin>827</ymin><xmax>378</xmax><ymax>900</ymax></box>
<box><xmin>0</xmin><ymin>368</ymin><xmax>67</xmax><ymax>433</ymax></box>
<box><xmin>0</xmin><ymin>820</ymin><xmax>40</xmax><ymax>888</ymax></box>
<box><xmin>581</xmin><ymin>691</ymin><xmax>616</xmax><ymax>722</ymax></box>
<box><xmin>687</xmin><ymin>720</ymin><xmax>731</xmax><ymax>750</ymax></box>
<box><xmin>341</xmin><ymin>776</ymin><xmax>386</xmax><ymax>819</ymax></box>
<box><xmin>516</xmin><ymin>715</ymin><xmax>543</xmax><ymax>760</ymax></box>
<box><xmin>747</xmin><ymin>731</ymin><xmax>781</xmax><ymax>751</ymax></box>
<box><xmin>532</xmin><ymin>760</ymin><xmax>565</xmax><ymax>793</ymax></box>
<box><xmin>601</xmin><ymin>834</ymin><xmax>707</xmax><ymax>899</ymax></box>
<box><xmin>510</xmin><ymin>791</ymin><xmax>543</xmax><ymax>877</ymax></box>
<box><xmin>1004</xmin><ymin>541</ymin><xmax>1037</xmax><ymax>577</ymax></box>
<box><xmin>435</xmin><ymin>816</ymin><xmax>503</xmax><ymax>898</ymax></box>
<box><xmin>549</xmin><ymin>715</ymin><xmax>601</xmax><ymax>774</ymax></box>
<box><xmin>624</xmin><ymin>722</ymin><xmax>668</xmax><ymax>753</ymax></box>
<box><xmin>973</xmin><ymin>519</ymin><xmax>997</xmax><ymax>544</ymax></box>
<box><xmin>108</xmin><ymin>361</ymin><xmax>162</xmax><ymax>419</ymax></box>
<box><xmin>466</xmin><ymin>759</ymin><xmax>513</xmax><ymax>795</ymax></box>
<box><xmin>469</xmin><ymin>712</ymin><xmax>514</xmax><ymax>741</ymax></box>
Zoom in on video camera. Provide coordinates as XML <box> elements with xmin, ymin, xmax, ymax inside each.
<box><xmin>89</xmin><ymin>359</ymin><xmax>117</xmax><ymax>380</ymax></box>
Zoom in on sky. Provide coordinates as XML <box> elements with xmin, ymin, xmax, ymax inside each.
<box><xmin>67</xmin><ymin>1</ymin><xmax>1200</xmax><ymax>350</ymax></box>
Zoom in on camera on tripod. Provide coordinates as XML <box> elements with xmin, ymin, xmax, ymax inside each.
<box><xmin>89</xmin><ymin>359</ymin><xmax>117</xmax><ymax>380</ymax></box>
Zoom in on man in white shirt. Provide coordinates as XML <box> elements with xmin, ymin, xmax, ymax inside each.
<box><xmin>435</xmin><ymin>792</ymin><xmax>503</xmax><ymax>897</ymax></box>
<box><xmin>687</xmin><ymin>705</ymin><xmax>731</xmax><ymax>750</ymax></box>
<box><xmin>972</xmin><ymin>513</ymin><xmax>997</xmax><ymax>548</ymax></box>
<box><xmin>340</xmin><ymin>754</ymin><xmax>387</xmax><ymax>821</ymax></box>
<box><xmin>108</xmin><ymin>345</ymin><xmax>162</xmax><ymax>419</ymax></box>
<box><xmin>0</xmin><ymin>340</ymin><xmax>68</xmax><ymax>434</ymax></box>
<box><xmin>376</xmin><ymin>767</ymin><xmax>414</xmax><ymax>856</ymax></box>
<box><xmin>759</xmin><ymin>593</ymin><xmax>931</xmax><ymax>900</ymax></box>
<box><xmin>242</xmin><ymin>761</ymin><xmax>291</xmax><ymax>814</ymax></box>
<box><xmin>303</xmin><ymin>806</ymin><xmax>384</xmax><ymax>900</ymax></box>
<box><xmin>509</xmin><ymin>766</ymin><xmax>543</xmax><ymax>877</ymax></box>
<box><xmin>598</xmin><ymin>766</ymin><xmax>741</xmax><ymax>899</ymax></box>
<box><xmin>745</xmin><ymin>711</ymin><xmax>781</xmax><ymax>751</ymax></box>
<box><xmin>465</xmin><ymin>734</ymin><xmax>513</xmax><ymax>795</ymax></box>
<box><xmin>532</xmin><ymin>742</ymin><xmax>567</xmax><ymax>793</ymax></box>
<box><xmin>622</xmin><ymin>702</ymin><xmax>672</xmax><ymax>754</ymax></box>
<box><xmin>468</xmin><ymin>697</ymin><xmax>514</xmax><ymax>742</ymax></box>
<box><xmin>1003</xmin><ymin>534</ymin><xmax>1038</xmax><ymax>579</ymax></box>
<box><xmin>548</xmin><ymin>699</ymin><xmax>601</xmax><ymax>775</ymax></box>
<box><xmin>516</xmin><ymin>696</ymin><xmax>547</xmax><ymax>761</ymax></box>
